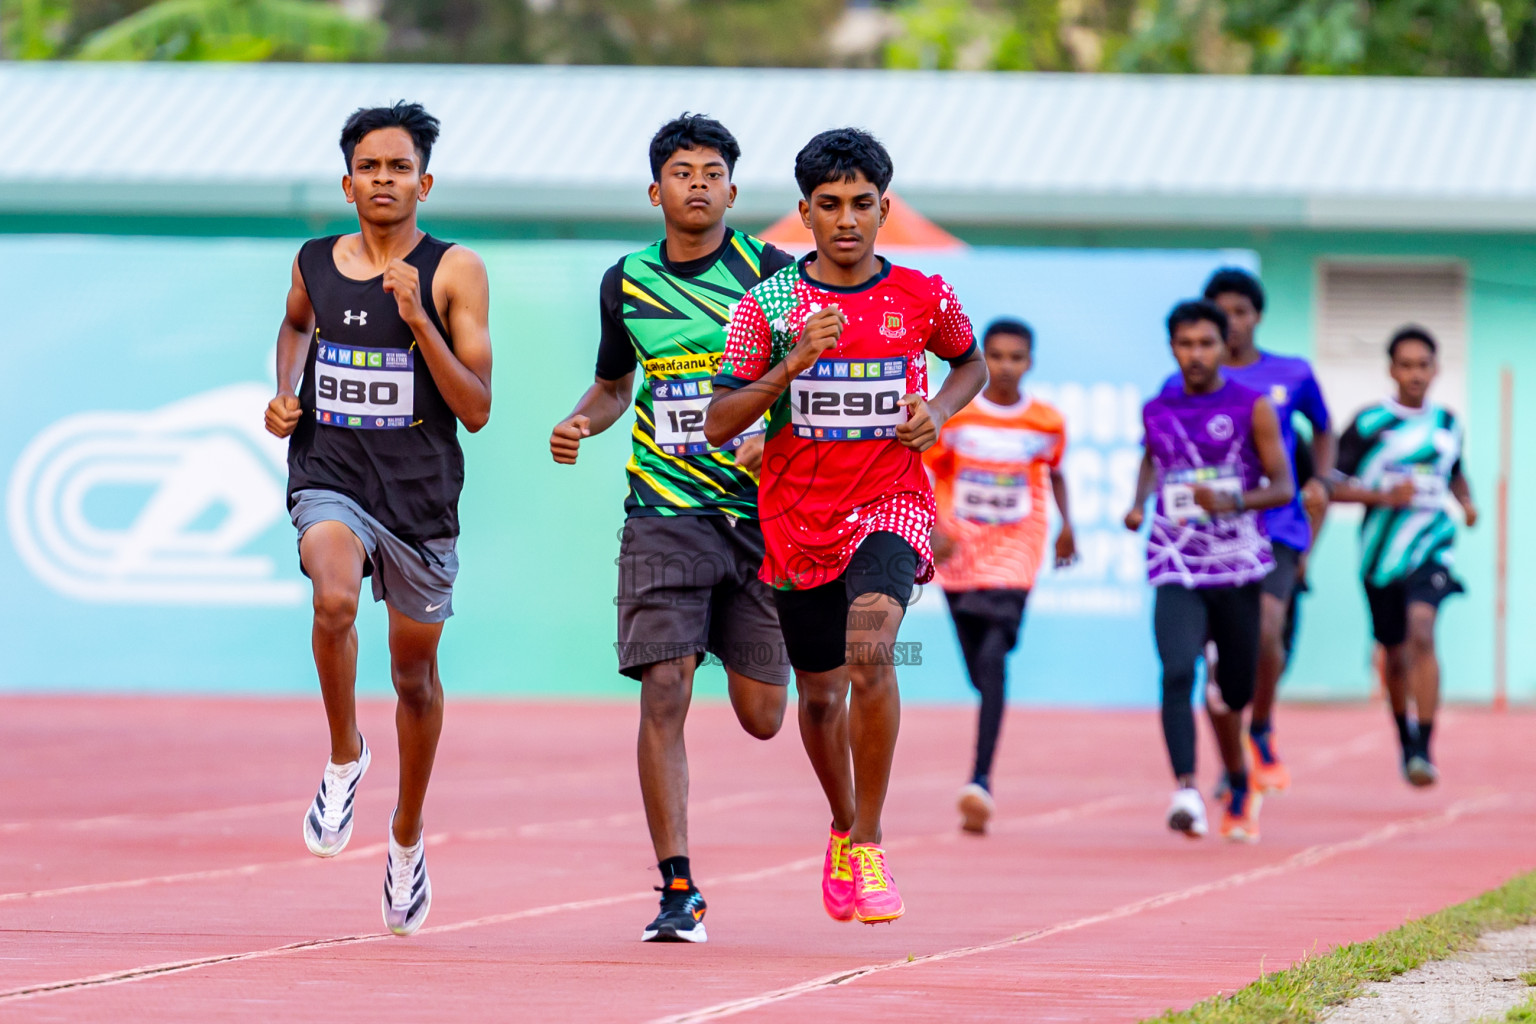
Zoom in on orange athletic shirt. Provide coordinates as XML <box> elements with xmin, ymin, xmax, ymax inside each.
<box><xmin>925</xmin><ymin>393</ymin><xmax>1066</xmax><ymax>592</ymax></box>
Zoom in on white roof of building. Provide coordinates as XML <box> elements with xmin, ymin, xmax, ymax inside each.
<box><xmin>6</xmin><ymin>62</ymin><xmax>1536</xmax><ymax>229</ymax></box>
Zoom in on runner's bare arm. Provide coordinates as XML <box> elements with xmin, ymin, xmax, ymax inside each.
<box><xmin>388</xmin><ymin>245</ymin><xmax>493</xmax><ymax>432</ymax></box>
<box><xmin>1450</xmin><ymin>466</ymin><xmax>1478</xmax><ymax>526</ymax></box>
<box><xmin>1330</xmin><ymin>470</ymin><xmax>1416</xmax><ymax>507</ymax></box>
<box><xmin>1051</xmin><ymin>467</ymin><xmax>1078</xmax><ymax>566</ymax></box>
<box><xmin>899</xmin><ymin>348</ymin><xmax>985</xmax><ymax>453</ymax></box>
<box><xmin>265</xmin><ymin>255</ymin><xmax>314</xmax><ymax>439</ymax></box>
<box><xmin>550</xmin><ymin>373</ymin><xmax>634</xmax><ymax>465</ymax></box>
<box><xmin>1196</xmin><ymin>397</ymin><xmax>1294</xmax><ymax>514</ymax></box>
<box><xmin>704</xmin><ymin>305</ymin><xmax>844</xmax><ymax>447</ymax></box>
<box><xmin>1302</xmin><ymin>425</ymin><xmax>1337</xmax><ymax>514</ymax></box>
<box><xmin>1123</xmin><ymin>449</ymin><xmax>1155</xmax><ymax>531</ymax></box>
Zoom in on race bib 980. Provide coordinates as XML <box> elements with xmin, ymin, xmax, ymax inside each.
<box><xmin>650</xmin><ymin>377</ymin><xmax>763</xmax><ymax>456</ymax></box>
<box><xmin>955</xmin><ymin>468</ymin><xmax>1031</xmax><ymax>524</ymax></box>
<box><xmin>790</xmin><ymin>357</ymin><xmax>908</xmax><ymax>441</ymax></box>
<box><xmin>1162</xmin><ymin>466</ymin><xmax>1243</xmax><ymax>524</ymax></box>
<box><xmin>314</xmin><ymin>341</ymin><xmax>414</xmax><ymax>430</ymax></box>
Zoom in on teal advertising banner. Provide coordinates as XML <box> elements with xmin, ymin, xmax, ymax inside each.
<box><xmin>1</xmin><ymin>235</ymin><xmax>1363</xmax><ymax>706</ymax></box>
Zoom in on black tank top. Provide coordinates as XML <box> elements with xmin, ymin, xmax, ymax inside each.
<box><xmin>287</xmin><ymin>233</ymin><xmax>464</xmax><ymax>542</ymax></box>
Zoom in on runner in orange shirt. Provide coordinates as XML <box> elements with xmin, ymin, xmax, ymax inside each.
<box><xmin>926</xmin><ymin>318</ymin><xmax>1076</xmax><ymax>834</ymax></box>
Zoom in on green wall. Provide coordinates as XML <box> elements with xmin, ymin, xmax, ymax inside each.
<box><xmin>7</xmin><ymin>213</ymin><xmax>1523</xmax><ymax>706</ymax></box>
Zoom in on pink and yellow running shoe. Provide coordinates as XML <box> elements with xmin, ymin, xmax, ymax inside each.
<box><xmin>850</xmin><ymin>843</ymin><xmax>904</xmax><ymax>924</ymax></box>
<box><xmin>822</xmin><ymin>827</ymin><xmax>855</xmax><ymax>921</ymax></box>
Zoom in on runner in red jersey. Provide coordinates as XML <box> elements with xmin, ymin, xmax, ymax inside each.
<box><xmin>705</xmin><ymin>129</ymin><xmax>985</xmax><ymax>925</ymax></box>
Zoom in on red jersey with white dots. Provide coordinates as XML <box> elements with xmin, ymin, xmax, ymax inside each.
<box><xmin>716</xmin><ymin>256</ymin><xmax>976</xmax><ymax>590</ymax></box>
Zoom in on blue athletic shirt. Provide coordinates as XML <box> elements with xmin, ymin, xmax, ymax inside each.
<box><xmin>1161</xmin><ymin>351</ymin><xmax>1329</xmax><ymax>552</ymax></box>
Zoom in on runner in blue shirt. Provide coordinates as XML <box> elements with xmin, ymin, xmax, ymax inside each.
<box><xmin>1198</xmin><ymin>268</ymin><xmax>1334</xmax><ymax>795</ymax></box>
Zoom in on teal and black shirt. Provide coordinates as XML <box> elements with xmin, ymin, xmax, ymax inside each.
<box><xmin>594</xmin><ymin>229</ymin><xmax>793</xmax><ymax>518</ymax></box>
<box><xmin>1336</xmin><ymin>399</ymin><xmax>1465</xmax><ymax>587</ymax></box>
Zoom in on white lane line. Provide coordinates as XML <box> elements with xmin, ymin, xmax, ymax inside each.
<box><xmin>0</xmin><ymin>771</ymin><xmax>970</xmax><ymax>904</ymax></box>
<box><xmin>647</xmin><ymin>793</ymin><xmax>1512</xmax><ymax>1024</ymax></box>
<box><xmin>0</xmin><ymin>789</ymin><xmax>773</xmax><ymax>904</ymax></box>
<box><xmin>0</xmin><ymin>794</ymin><xmax>1130</xmax><ymax>1003</ymax></box>
<box><xmin>0</xmin><ymin>768</ymin><xmax>618</xmax><ymax>835</ymax></box>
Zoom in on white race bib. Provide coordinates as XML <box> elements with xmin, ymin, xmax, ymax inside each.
<box><xmin>314</xmin><ymin>341</ymin><xmax>414</xmax><ymax>430</ymax></box>
<box><xmin>1386</xmin><ymin>464</ymin><xmax>1449</xmax><ymax>511</ymax></box>
<box><xmin>954</xmin><ymin>468</ymin><xmax>1031</xmax><ymax>524</ymax></box>
<box><xmin>790</xmin><ymin>357</ymin><xmax>908</xmax><ymax>441</ymax></box>
<box><xmin>1162</xmin><ymin>467</ymin><xmax>1243</xmax><ymax>524</ymax></box>
<box><xmin>650</xmin><ymin>377</ymin><xmax>763</xmax><ymax>455</ymax></box>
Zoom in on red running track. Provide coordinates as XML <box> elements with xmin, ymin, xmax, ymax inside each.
<box><xmin>1</xmin><ymin>697</ymin><xmax>1532</xmax><ymax>1023</ymax></box>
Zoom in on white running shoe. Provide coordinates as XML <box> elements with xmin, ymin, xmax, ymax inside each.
<box><xmin>957</xmin><ymin>783</ymin><xmax>995</xmax><ymax>834</ymax></box>
<box><xmin>302</xmin><ymin>737</ymin><xmax>370</xmax><ymax>857</ymax></box>
<box><xmin>1166</xmin><ymin>786</ymin><xmax>1208</xmax><ymax>839</ymax></box>
<box><xmin>383</xmin><ymin>821</ymin><xmax>432</xmax><ymax>937</ymax></box>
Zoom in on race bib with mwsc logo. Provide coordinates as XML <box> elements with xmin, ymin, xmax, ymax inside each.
<box><xmin>650</xmin><ymin>377</ymin><xmax>764</xmax><ymax>456</ymax></box>
<box><xmin>314</xmin><ymin>341</ymin><xmax>414</xmax><ymax>430</ymax></box>
<box><xmin>790</xmin><ymin>357</ymin><xmax>908</xmax><ymax>441</ymax></box>
<box><xmin>1162</xmin><ymin>466</ymin><xmax>1243</xmax><ymax>524</ymax></box>
<box><xmin>1385</xmin><ymin>463</ymin><xmax>1449</xmax><ymax>511</ymax></box>
<box><xmin>955</xmin><ymin>468</ymin><xmax>1031</xmax><ymax>524</ymax></box>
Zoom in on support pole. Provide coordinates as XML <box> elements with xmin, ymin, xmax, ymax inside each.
<box><xmin>1495</xmin><ymin>366</ymin><xmax>1512</xmax><ymax>712</ymax></box>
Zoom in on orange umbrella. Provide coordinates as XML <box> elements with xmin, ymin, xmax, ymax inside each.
<box><xmin>758</xmin><ymin>191</ymin><xmax>966</xmax><ymax>251</ymax></box>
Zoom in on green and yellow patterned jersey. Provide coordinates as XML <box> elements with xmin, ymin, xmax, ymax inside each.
<box><xmin>595</xmin><ymin>229</ymin><xmax>793</xmax><ymax>518</ymax></box>
<box><xmin>1335</xmin><ymin>399</ymin><xmax>1466</xmax><ymax>586</ymax></box>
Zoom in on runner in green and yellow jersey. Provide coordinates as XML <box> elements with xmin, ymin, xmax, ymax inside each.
<box><xmin>549</xmin><ymin>114</ymin><xmax>794</xmax><ymax>944</ymax></box>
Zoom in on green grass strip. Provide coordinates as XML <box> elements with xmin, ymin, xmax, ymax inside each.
<box><xmin>1142</xmin><ymin>870</ymin><xmax>1536</xmax><ymax>1024</ymax></box>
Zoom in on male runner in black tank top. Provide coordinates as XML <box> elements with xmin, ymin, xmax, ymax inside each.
<box><xmin>263</xmin><ymin>102</ymin><xmax>493</xmax><ymax>937</ymax></box>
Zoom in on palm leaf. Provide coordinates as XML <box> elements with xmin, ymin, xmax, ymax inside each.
<box><xmin>75</xmin><ymin>0</ymin><xmax>385</xmax><ymax>61</ymax></box>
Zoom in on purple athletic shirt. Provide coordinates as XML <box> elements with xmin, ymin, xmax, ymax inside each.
<box><xmin>1160</xmin><ymin>351</ymin><xmax>1329</xmax><ymax>552</ymax></box>
<box><xmin>1143</xmin><ymin>378</ymin><xmax>1274</xmax><ymax>589</ymax></box>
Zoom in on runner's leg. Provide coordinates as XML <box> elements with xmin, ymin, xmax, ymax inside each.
<box><xmin>846</xmin><ymin>591</ymin><xmax>905</xmax><ymax>845</ymax></box>
<box><xmin>1405</xmin><ymin>601</ymin><xmax>1441</xmax><ymax>750</ymax></box>
<box><xmin>386</xmin><ymin>606</ymin><xmax>445</xmax><ymax>845</ymax></box>
<box><xmin>638</xmin><ymin>656</ymin><xmax>696</xmax><ymax>861</ymax></box>
<box><xmin>963</xmin><ymin>616</ymin><xmax>1010</xmax><ymax>790</ymax></box>
<box><xmin>795</xmin><ymin>664</ymin><xmax>856</xmax><ymax>833</ymax></box>
<box><xmin>300</xmin><ymin>521</ymin><xmax>367</xmax><ymax>764</ymax></box>
<box><xmin>1206</xmin><ymin>584</ymin><xmax>1260</xmax><ymax>782</ymax></box>
<box><xmin>1250</xmin><ymin>591</ymin><xmax>1288</xmax><ymax>727</ymax></box>
<box><xmin>726</xmin><ymin>669</ymin><xmax>786</xmax><ymax>740</ymax></box>
<box><xmin>1153</xmin><ymin>585</ymin><xmax>1206</xmax><ymax>787</ymax></box>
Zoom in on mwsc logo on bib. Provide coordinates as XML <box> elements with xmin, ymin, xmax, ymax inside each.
<box><xmin>6</xmin><ymin>383</ymin><xmax>303</xmax><ymax>605</ymax></box>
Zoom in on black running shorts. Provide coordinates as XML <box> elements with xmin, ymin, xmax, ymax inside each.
<box><xmin>1261</xmin><ymin>541</ymin><xmax>1302</xmax><ymax>603</ymax></box>
<box><xmin>772</xmin><ymin>531</ymin><xmax>919</xmax><ymax>674</ymax></box>
<box><xmin>615</xmin><ymin>515</ymin><xmax>789</xmax><ymax>685</ymax></box>
<box><xmin>1364</xmin><ymin>562</ymin><xmax>1464</xmax><ymax>647</ymax></box>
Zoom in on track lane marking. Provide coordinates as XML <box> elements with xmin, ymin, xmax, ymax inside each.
<box><xmin>0</xmin><ymin>772</ymin><xmax>974</xmax><ymax>904</ymax></box>
<box><xmin>0</xmin><ymin>794</ymin><xmax>1132</xmax><ymax>1002</ymax></box>
<box><xmin>648</xmin><ymin>793</ymin><xmax>1512</xmax><ymax>1023</ymax></box>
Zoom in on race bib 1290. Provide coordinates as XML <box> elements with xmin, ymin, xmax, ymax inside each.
<box><xmin>790</xmin><ymin>357</ymin><xmax>908</xmax><ymax>441</ymax></box>
<box><xmin>954</xmin><ymin>468</ymin><xmax>1032</xmax><ymax>524</ymax></box>
<box><xmin>650</xmin><ymin>377</ymin><xmax>764</xmax><ymax>455</ymax></box>
<box><xmin>314</xmin><ymin>341</ymin><xmax>414</xmax><ymax>430</ymax></box>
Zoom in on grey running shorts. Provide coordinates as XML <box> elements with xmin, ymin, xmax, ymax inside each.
<box><xmin>615</xmin><ymin>515</ymin><xmax>789</xmax><ymax>685</ymax></box>
<box><xmin>290</xmin><ymin>488</ymin><xmax>458</xmax><ymax>624</ymax></box>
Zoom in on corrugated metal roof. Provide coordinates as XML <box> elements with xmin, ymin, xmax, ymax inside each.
<box><xmin>6</xmin><ymin>63</ymin><xmax>1536</xmax><ymax>229</ymax></box>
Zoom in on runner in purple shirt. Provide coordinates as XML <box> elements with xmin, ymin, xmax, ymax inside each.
<box><xmin>1201</xmin><ymin>269</ymin><xmax>1335</xmax><ymax>796</ymax></box>
<box><xmin>1126</xmin><ymin>300</ymin><xmax>1294</xmax><ymax>843</ymax></box>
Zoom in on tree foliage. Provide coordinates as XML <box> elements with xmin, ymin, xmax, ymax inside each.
<box><xmin>74</xmin><ymin>0</ymin><xmax>384</xmax><ymax>60</ymax></box>
<box><xmin>5</xmin><ymin>0</ymin><xmax>1536</xmax><ymax>76</ymax></box>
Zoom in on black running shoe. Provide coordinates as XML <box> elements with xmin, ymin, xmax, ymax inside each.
<box><xmin>641</xmin><ymin>878</ymin><xmax>707</xmax><ymax>943</ymax></box>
